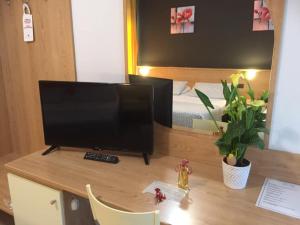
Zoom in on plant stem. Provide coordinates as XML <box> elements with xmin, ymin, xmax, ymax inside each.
<box><xmin>246</xmin><ymin>80</ymin><xmax>255</xmax><ymax>101</ymax></box>
<box><xmin>204</xmin><ymin>105</ymin><xmax>223</xmax><ymax>134</ymax></box>
<box><xmin>239</xmin><ymin>147</ymin><xmax>247</xmax><ymax>164</ymax></box>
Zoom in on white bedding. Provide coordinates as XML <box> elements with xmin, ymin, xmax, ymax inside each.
<box><xmin>173</xmin><ymin>95</ymin><xmax>226</xmax><ymax>128</ymax></box>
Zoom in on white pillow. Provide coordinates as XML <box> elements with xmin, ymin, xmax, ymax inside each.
<box><xmin>186</xmin><ymin>82</ymin><xmax>229</xmax><ymax>99</ymax></box>
<box><xmin>181</xmin><ymin>86</ymin><xmax>191</xmax><ymax>95</ymax></box>
<box><xmin>173</xmin><ymin>81</ymin><xmax>188</xmax><ymax>95</ymax></box>
<box><xmin>184</xmin><ymin>89</ymin><xmax>198</xmax><ymax>97</ymax></box>
<box><xmin>194</xmin><ymin>82</ymin><xmax>224</xmax><ymax>99</ymax></box>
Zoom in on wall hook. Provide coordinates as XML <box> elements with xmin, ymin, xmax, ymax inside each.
<box><xmin>6</xmin><ymin>0</ymin><xmax>11</xmax><ymax>5</ymax></box>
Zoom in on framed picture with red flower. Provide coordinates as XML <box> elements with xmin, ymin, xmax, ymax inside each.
<box><xmin>253</xmin><ymin>0</ymin><xmax>274</xmax><ymax>31</ymax></box>
<box><xmin>170</xmin><ymin>6</ymin><xmax>195</xmax><ymax>34</ymax></box>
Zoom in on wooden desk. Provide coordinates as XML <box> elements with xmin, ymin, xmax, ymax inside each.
<box><xmin>4</xmin><ymin>148</ymin><xmax>300</xmax><ymax>225</ymax></box>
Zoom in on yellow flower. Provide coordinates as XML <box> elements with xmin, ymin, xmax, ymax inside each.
<box><xmin>227</xmin><ymin>153</ymin><xmax>237</xmax><ymax>166</ymax></box>
<box><xmin>249</xmin><ymin>100</ymin><xmax>265</xmax><ymax>107</ymax></box>
<box><xmin>230</xmin><ymin>73</ymin><xmax>242</xmax><ymax>87</ymax></box>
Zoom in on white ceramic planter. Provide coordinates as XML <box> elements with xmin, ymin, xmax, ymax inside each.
<box><xmin>222</xmin><ymin>158</ymin><xmax>251</xmax><ymax>189</ymax></box>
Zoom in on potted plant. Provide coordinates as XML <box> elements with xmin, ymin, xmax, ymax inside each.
<box><xmin>196</xmin><ymin>72</ymin><xmax>269</xmax><ymax>189</ymax></box>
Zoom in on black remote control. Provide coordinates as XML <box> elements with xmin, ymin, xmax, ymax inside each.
<box><xmin>84</xmin><ymin>152</ymin><xmax>119</xmax><ymax>164</ymax></box>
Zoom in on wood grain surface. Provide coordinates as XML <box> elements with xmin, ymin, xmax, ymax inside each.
<box><xmin>0</xmin><ymin>0</ymin><xmax>76</xmax><ymax>155</ymax></box>
<box><xmin>5</xmin><ymin>147</ymin><xmax>300</xmax><ymax>225</ymax></box>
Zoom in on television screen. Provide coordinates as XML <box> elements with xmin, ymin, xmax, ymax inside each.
<box><xmin>118</xmin><ymin>84</ymin><xmax>154</xmax><ymax>153</ymax></box>
<box><xmin>129</xmin><ymin>75</ymin><xmax>173</xmax><ymax>128</ymax></box>
<box><xmin>39</xmin><ymin>81</ymin><xmax>154</xmax><ymax>154</ymax></box>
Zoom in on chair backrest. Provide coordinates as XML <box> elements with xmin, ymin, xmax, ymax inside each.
<box><xmin>193</xmin><ymin>119</ymin><xmax>228</xmax><ymax>132</ymax></box>
<box><xmin>86</xmin><ymin>185</ymin><xmax>160</xmax><ymax>225</ymax></box>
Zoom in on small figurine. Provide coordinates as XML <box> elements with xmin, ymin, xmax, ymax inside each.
<box><xmin>154</xmin><ymin>188</ymin><xmax>166</xmax><ymax>203</ymax></box>
<box><xmin>175</xmin><ymin>159</ymin><xmax>192</xmax><ymax>190</ymax></box>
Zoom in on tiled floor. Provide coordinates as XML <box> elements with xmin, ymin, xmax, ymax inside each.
<box><xmin>0</xmin><ymin>211</ymin><xmax>14</xmax><ymax>225</ymax></box>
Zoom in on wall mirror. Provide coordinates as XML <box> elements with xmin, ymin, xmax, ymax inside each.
<box><xmin>125</xmin><ymin>0</ymin><xmax>283</xmax><ymax>141</ymax></box>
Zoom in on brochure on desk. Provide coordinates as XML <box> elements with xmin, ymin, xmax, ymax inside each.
<box><xmin>143</xmin><ymin>181</ymin><xmax>188</xmax><ymax>202</ymax></box>
<box><xmin>256</xmin><ymin>178</ymin><xmax>300</xmax><ymax>219</ymax></box>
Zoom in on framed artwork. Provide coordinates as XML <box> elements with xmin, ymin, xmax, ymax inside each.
<box><xmin>253</xmin><ymin>0</ymin><xmax>274</xmax><ymax>31</ymax></box>
<box><xmin>171</xmin><ymin>6</ymin><xmax>195</xmax><ymax>34</ymax></box>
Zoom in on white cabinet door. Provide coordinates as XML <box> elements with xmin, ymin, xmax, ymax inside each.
<box><xmin>8</xmin><ymin>173</ymin><xmax>65</xmax><ymax>225</ymax></box>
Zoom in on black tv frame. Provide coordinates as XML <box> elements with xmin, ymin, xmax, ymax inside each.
<box><xmin>39</xmin><ymin>81</ymin><xmax>154</xmax><ymax>165</ymax></box>
<box><xmin>128</xmin><ymin>75</ymin><xmax>173</xmax><ymax>128</ymax></box>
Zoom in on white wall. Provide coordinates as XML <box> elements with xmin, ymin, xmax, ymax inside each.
<box><xmin>71</xmin><ymin>0</ymin><xmax>125</xmax><ymax>83</ymax></box>
<box><xmin>269</xmin><ymin>0</ymin><xmax>300</xmax><ymax>153</ymax></box>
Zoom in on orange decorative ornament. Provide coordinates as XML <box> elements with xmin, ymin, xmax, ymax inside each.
<box><xmin>175</xmin><ymin>159</ymin><xmax>192</xmax><ymax>190</ymax></box>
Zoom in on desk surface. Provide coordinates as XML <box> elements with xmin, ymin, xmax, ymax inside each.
<box><xmin>5</xmin><ymin>148</ymin><xmax>300</xmax><ymax>225</ymax></box>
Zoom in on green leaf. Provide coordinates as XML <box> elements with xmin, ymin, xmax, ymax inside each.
<box><xmin>221</xmin><ymin>80</ymin><xmax>231</xmax><ymax>105</ymax></box>
<box><xmin>255</xmin><ymin>137</ymin><xmax>265</xmax><ymax>150</ymax></box>
<box><xmin>249</xmin><ymin>100</ymin><xmax>266</xmax><ymax>107</ymax></box>
<box><xmin>219</xmin><ymin>145</ymin><xmax>231</xmax><ymax>156</ymax></box>
<box><xmin>248</xmin><ymin>135</ymin><xmax>265</xmax><ymax>149</ymax></box>
<box><xmin>248</xmin><ymin>88</ymin><xmax>255</xmax><ymax>101</ymax></box>
<box><xmin>255</xmin><ymin>121</ymin><xmax>266</xmax><ymax>129</ymax></box>
<box><xmin>237</xmin><ymin>104</ymin><xmax>246</xmax><ymax>120</ymax></box>
<box><xmin>256</xmin><ymin>127</ymin><xmax>270</xmax><ymax>135</ymax></box>
<box><xmin>195</xmin><ymin>89</ymin><xmax>215</xmax><ymax>109</ymax></box>
<box><xmin>240</xmin><ymin>96</ymin><xmax>247</xmax><ymax>105</ymax></box>
<box><xmin>228</xmin><ymin>87</ymin><xmax>237</xmax><ymax>104</ymax></box>
<box><xmin>223</xmin><ymin>122</ymin><xmax>246</xmax><ymax>145</ymax></box>
<box><xmin>215</xmin><ymin>138</ymin><xmax>231</xmax><ymax>156</ymax></box>
<box><xmin>235</xmin><ymin>143</ymin><xmax>247</xmax><ymax>161</ymax></box>
<box><xmin>245</xmin><ymin>110</ymin><xmax>254</xmax><ymax>129</ymax></box>
<box><xmin>260</xmin><ymin>90</ymin><xmax>269</xmax><ymax>103</ymax></box>
<box><xmin>256</xmin><ymin>112</ymin><xmax>267</xmax><ymax>121</ymax></box>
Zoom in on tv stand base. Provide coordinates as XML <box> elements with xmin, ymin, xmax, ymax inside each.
<box><xmin>143</xmin><ymin>153</ymin><xmax>149</xmax><ymax>165</ymax></box>
<box><xmin>42</xmin><ymin>145</ymin><xmax>59</xmax><ymax>156</ymax></box>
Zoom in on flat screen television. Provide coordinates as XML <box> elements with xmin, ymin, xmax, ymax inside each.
<box><xmin>128</xmin><ymin>75</ymin><xmax>173</xmax><ymax>128</ymax></box>
<box><xmin>39</xmin><ymin>81</ymin><xmax>154</xmax><ymax>164</ymax></box>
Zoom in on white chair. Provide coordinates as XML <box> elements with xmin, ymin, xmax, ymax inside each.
<box><xmin>193</xmin><ymin>119</ymin><xmax>228</xmax><ymax>133</ymax></box>
<box><xmin>86</xmin><ymin>184</ymin><xmax>160</xmax><ymax>225</ymax></box>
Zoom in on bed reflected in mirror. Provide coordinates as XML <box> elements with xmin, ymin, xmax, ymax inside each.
<box><xmin>132</xmin><ymin>68</ymin><xmax>271</xmax><ymax>136</ymax></box>
<box><xmin>172</xmin><ymin>81</ymin><xmax>227</xmax><ymax>130</ymax></box>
